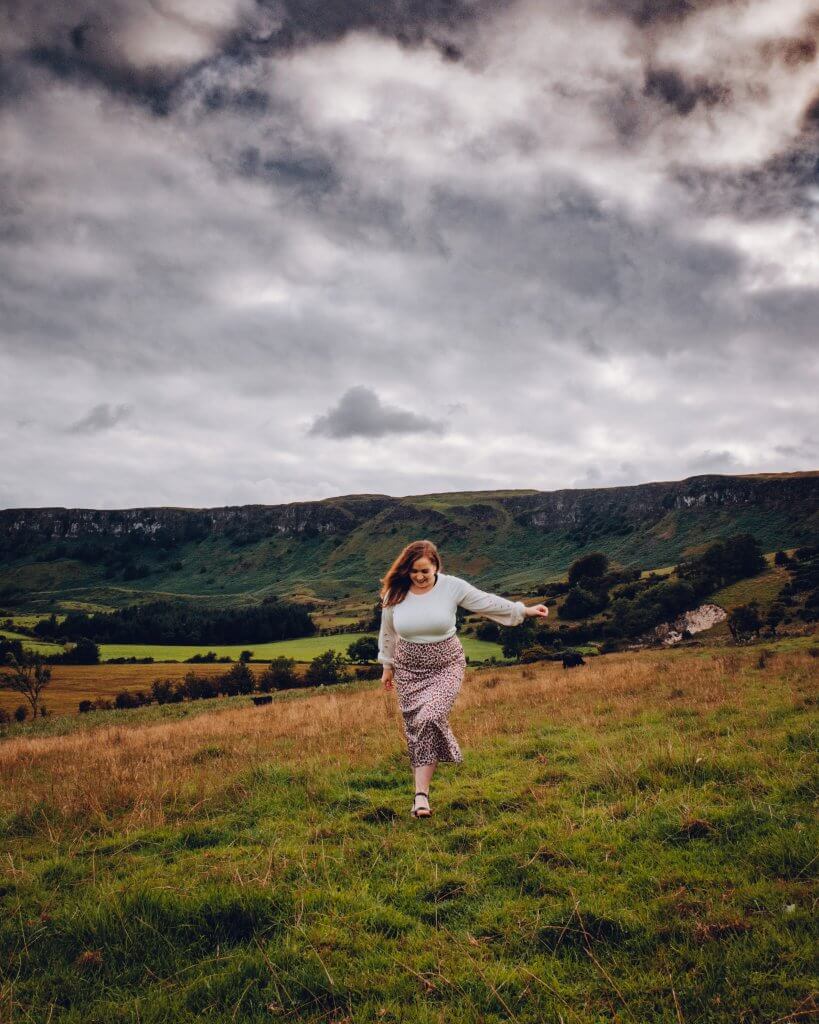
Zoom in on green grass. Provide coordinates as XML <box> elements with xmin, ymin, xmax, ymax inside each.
<box><xmin>1</xmin><ymin>651</ymin><xmax>816</xmax><ymax>1022</ymax></box>
<box><xmin>710</xmin><ymin>565</ymin><xmax>789</xmax><ymax>613</ymax></box>
<box><xmin>5</xmin><ymin>633</ymin><xmax>506</xmax><ymax>665</ymax></box>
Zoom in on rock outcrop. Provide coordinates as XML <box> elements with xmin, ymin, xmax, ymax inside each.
<box><xmin>649</xmin><ymin>603</ymin><xmax>728</xmax><ymax>646</ymax></box>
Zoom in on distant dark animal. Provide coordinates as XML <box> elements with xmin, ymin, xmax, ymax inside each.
<box><xmin>252</xmin><ymin>695</ymin><xmax>273</xmax><ymax>706</ymax></box>
<box><xmin>562</xmin><ymin>651</ymin><xmax>586</xmax><ymax>670</ymax></box>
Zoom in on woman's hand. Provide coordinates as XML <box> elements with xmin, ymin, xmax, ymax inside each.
<box><xmin>524</xmin><ymin>604</ymin><xmax>549</xmax><ymax>618</ymax></box>
<box><xmin>382</xmin><ymin>666</ymin><xmax>395</xmax><ymax>691</ymax></box>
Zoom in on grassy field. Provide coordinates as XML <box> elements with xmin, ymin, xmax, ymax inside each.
<box><xmin>0</xmin><ymin>642</ymin><xmax>816</xmax><ymax>1022</ymax></box>
<box><xmin>0</xmin><ymin>636</ymin><xmax>508</xmax><ymax>718</ymax></box>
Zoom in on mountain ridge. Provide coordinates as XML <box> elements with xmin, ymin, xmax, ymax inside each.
<box><xmin>1</xmin><ymin>472</ymin><xmax>816</xmax><ymax>609</ymax></box>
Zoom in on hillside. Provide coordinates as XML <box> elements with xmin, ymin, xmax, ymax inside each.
<box><xmin>0</xmin><ymin>471</ymin><xmax>817</xmax><ymax>612</ymax></box>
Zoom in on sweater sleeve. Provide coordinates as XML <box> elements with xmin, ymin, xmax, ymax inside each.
<box><xmin>452</xmin><ymin>576</ymin><xmax>527</xmax><ymax>627</ymax></box>
<box><xmin>377</xmin><ymin>604</ymin><xmax>397</xmax><ymax>666</ymax></box>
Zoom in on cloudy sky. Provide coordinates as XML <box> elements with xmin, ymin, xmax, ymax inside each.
<box><xmin>2</xmin><ymin>0</ymin><xmax>818</xmax><ymax>510</ymax></box>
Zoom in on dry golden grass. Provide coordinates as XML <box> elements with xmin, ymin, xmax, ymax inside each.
<box><xmin>2</xmin><ymin>648</ymin><xmax>813</xmax><ymax>838</ymax></box>
<box><xmin>0</xmin><ymin>662</ymin><xmax>254</xmax><ymax>717</ymax></box>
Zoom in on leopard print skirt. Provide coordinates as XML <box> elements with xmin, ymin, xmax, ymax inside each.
<box><xmin>393</xmin><ymin>634</ymin><xmax>467</xmax><ymax>767</ymax></box>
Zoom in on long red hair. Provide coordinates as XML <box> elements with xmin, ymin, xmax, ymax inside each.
<box><xmin>380</xmin><ymin>539</ymin><xmax>442</xmax><ymax>607</ymax></box>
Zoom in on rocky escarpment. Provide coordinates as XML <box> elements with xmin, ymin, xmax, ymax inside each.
<box><xmin>501</xmin><ymin>473</ymin><xmax>819</xmax><ymax>532</ymax></box>
<box><xmin>0</xmin><ymin>495</ymin><xmax>396</xmax><ymax>545</ymax></box>
<box><xmin>0</xmin><ymin>473</ymin><xmax>816</xmax><ymax>547</ymax></box>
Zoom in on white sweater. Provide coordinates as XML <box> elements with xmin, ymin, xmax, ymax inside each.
<box><xmin>377</xmin><ymin>572</ymin><xmax>527</xmax><ymax>666</ymax></box>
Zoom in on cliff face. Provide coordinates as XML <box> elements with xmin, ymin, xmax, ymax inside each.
<box><xmin>500</xmin><ymin>473</ymin><xmax>819</xmax><ymax>531</ymax></box>
<box><xmin>0</xmin><ymin>495</ymin><xmax>396</xmax><ymax>543</ymax></box>
<box><xmin>0</xmin><ymin>474</ymin><xmax>816</xmax><ymax>544</ymax></box>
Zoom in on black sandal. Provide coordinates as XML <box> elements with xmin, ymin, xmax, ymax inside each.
<box><xmin>412</xmin><ymin>791</ymin><xmax>432</xmax><ymax>818</ymax></box>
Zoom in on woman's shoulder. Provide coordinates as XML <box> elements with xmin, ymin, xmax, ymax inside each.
<box><xmin>440</xmin><ymin>573</ymin><xmax>467</xmax><ymax>591</ymax></box>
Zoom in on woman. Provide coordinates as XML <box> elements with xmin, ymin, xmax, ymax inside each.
<box><xmin>378</xmin><ymin>539</ymin><xmax>549</xmax><ymax>818</ymax></box>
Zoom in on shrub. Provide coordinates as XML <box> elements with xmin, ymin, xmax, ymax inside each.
<box><xmin>258</xmin><ymin>657</ymin><xmax>299</xmax><ymax>691</ymax></box>
<box><xmin>305</xmin><ymin>650</ymin><xmax>348</xmax><ymax>687</ymax></box>
<box><xmin>0</xmin><ymin>708</ymin><xmax>10</xmax><ymax>727</ymax></box>
<box><xmin>219</xmin><ymin>661</ymin><xmax>254</xmax><ymax>696</ymax></box>
<box><xmin>728</xmin><ymin>602</ymin><xmax>762</xmax><ymax>644</ymax></box>
<box><xmin>518</xmin><ymin>644</ymin><xmax>554</xmax><ymax>663</ymax></box>
<box><xmin>355</xmin><ymin>664</ymin><xmax>382</xmax><ymax>680</ymax></box>
<box><xmin>182</xmin><ymin>672</ymin><xmax>219</xmax><ymax>700</ymax></box>
<box><xmin>114</xmin><ymin>690</ymin><xmax>141</xmax><ymax>710</ymax></box>
<box><xmin>560</xmin><ymin>585</ymin><xmax>608</xmax><ymax>620</ymax></box>
<box><xmin>61</xmin><ymin>637</ymin><xmax>101</xmax><ymax>665</ymax></box>
<box><xmin>475</xmin><ymin>621</ymin><xmax>501</xmax><ymax>642</ymax></box>
<box><xmin>568</xmin><ymin>552</ymin><xmax>609</xmax><ymax>587</ymax></box>
<box><xmin>347</xmin><ymin>636</ymin><xmax>379</xmax><ymax>663</ymax></box>
<box><xmin>14</xmin><ymin>705</ymin><xmax>28</xmax><ymax>723</ymax></box>
<box><xmin>150</xmin><ymin>678</ymin><xmax>184</xmax><ymax>704</ymax></box>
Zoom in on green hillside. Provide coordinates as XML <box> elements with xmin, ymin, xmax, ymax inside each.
<box><xmin>1</xmin><ymin>472</ymin><xmax>816</xmax><ymax>613</ymax></box>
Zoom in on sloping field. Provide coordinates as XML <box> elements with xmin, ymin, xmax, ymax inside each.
<box><xmin>0</xmin><ymin>644</ymin><xmax>816</xmax><ymax>1023</ymax></box>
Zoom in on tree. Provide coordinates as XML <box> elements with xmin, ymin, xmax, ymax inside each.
<box><xmin>150</xmin><ymin>678</ymin><xmax>182</xmax><ymax>704</ymax></box>
<box><xmin>305</xmin><ymin>650</ymin><xmax>348</xmax><ymax>687</ymax></box>
<box><xmin>728</xmin><ymin>602</ymin><xmax>762</xmax><ymax>644</ymax></box>
<box><xmin>60</xmin><ymin>637</ymin><xmax>100</xmax><ymax>665</ymax></box>
<box><xmin>568</xmin><ymin>552</ymin><xmax>609</xmax><ymax>587</ymax></box>
<box><xmin>239</xmin><ymin>650</ymin><xmax>254</xmax><ymax>663</ymax></box>
<box><xmin>0</xmin><ymin>651</ymin><xmax>52</xmax><ymax>720</ymax></box>
<box><xmin>774</xmin><ymin>550</ymin><xmax>791</xmax><ymax>567</ymax></box>
<box><xmin>258</xmin><ymin>657</ymin><xmax>298</xmax><ymax>691</ymax></box>
<box><xmin>500</xmin><ymin>617</ymin><xmax>537</xmax><ymax>659</ymax></box>
<box><xmin>475</xmin><ymin>621</ymin><xmax>500</xmax><ymax>642</ymax></box>
<box><xmin>765</xmin><ymin>602</ymin><xmax>786</xmax><ymax>637</ymax></box>
<box><xmin>0</xmin><ymin>637</ymin><xmax>24</xmax><ymax>663</ymax></box>
<box><xmin>14</xmin><ymin>705</ymin><xmax>28</xmax><ymax>723</ymax></box>
<box><xmin>220</xmin><ymin>661</ymin><xmax>255</xmax><ymax>696</ymax></box>
<box><xmin>347</xmin><ymin>636</ymin><xmax>378</xmax><ymax>664</ymax></box>
<box><xmin>560</xmin><ymin>585</ymin><xmax>608</xmax><ymax>620</ymax></box>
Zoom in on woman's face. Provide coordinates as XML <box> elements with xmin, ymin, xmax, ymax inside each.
<box><xmin>409</xmin><ymin>555</ymin><xmax>437</xmax><ymax>590</ymax></box>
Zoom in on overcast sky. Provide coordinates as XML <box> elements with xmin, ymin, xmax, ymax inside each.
<box><xmin>2</xmin><ymin>0</ymin><xmax>818</xmax><ymax>510</ymax></box>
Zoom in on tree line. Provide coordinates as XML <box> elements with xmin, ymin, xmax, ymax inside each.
<box><xmin>32</xmin><ymin>596</ymin><xmax>316</xmax><ymax>645</ymax></box>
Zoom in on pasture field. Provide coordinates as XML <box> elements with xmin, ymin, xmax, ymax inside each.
<box><xmin>0</xmin><ymin>643</ymin><xmax>816</xmax><ymax>1023</ymax></box>
<box><xmin>0</xmin><ymin>636</ymin><xmax>508</xmax><ymax>718</ymax></box>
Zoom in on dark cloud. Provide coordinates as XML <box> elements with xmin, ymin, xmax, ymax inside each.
<box><xmin>202</xmin><ymin>85</ymin><xmax>270</xmax><ymax>115</ymax></box>
<box><xmin>66</xmin><ymin>403</ymin><xmax>132</xmax><ymax>434</ymax></box>
<box><xmin>591</xmin><ymin>0</ymin><xmax>735</xmax><ymax>28</ymax></box>
<box><xmin>672</xmin><ymin>145</ymin><xmax>819</xmax><ymax>220</ymax></box>
<box><xmin>241</xmin><ymin>0</ymin><xmax>509</xmax><ymax>53</ymax></box>
<box><xmin>2</xmin><ymin>0</ymin><xmax>508</xmax><ymax>116</ymax></box>
<box><xmin>237</xmin><ymin>146</ymin><xmax>339</xmax><ymax>194</ymax></box>
<box><xmin>1</xmin><ymin>0</ymin><xmax>817</xmax><ymax>507</ymax></box>
<box><xmin>762</xmin><ymin>36</ymin><xmax>818</xmax><ymax>68</ymax></box>
<box><xmin>308</xmin><ymin>387</ymin><xmax>446</xmax><ymax>439</ymax></box>
<box><xmin>643</xmin><ymin>67</ymin><xmax>730</xmax><ymax>116</ymax></box>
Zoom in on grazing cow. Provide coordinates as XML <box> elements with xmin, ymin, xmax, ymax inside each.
<box><xmin>252</xmin><ymin>695</ymin><xmax>273</xmax><ymax>706</ymax></box>
<box><xmin>562</xmin><ymin>650</ymin><xmax>586</xmax><ymax>670</ymax></box>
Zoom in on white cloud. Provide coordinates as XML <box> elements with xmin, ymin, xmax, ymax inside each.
<box><xmin>1</xmin><ymin>0</ymin><xmax>817</xmax><ymax>508</ymax></box>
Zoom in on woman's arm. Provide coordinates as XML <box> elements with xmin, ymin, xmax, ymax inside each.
<box><xmin>378</xmin><ymin>605</ymin><xmax>396</xmax><ymax>687</ymax></box>
<box><xmin>454</xmin><ymin>577</ymin><xmax>540</xmax><ymax>626</ymax></box>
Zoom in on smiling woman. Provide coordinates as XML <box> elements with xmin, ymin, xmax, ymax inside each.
<box><xmin>377</xmin><ymin>539</ymin><xmax>548</xmax><ymax>818</ymax></box>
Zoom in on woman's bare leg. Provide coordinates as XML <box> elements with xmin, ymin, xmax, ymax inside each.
<box><xmin>413</xmin><ymin>761</ymin><xmax>436</xmax><ymax>812</ymax></box>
